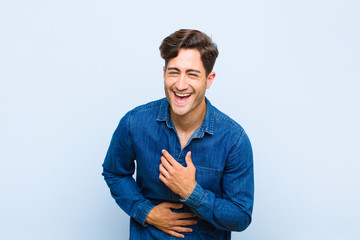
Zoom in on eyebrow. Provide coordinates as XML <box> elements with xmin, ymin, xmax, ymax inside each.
<box><xmin>167</xmin><ymin>67</ymin><xmax>201</xmax><ymax>74</ymax></box>
<box><xmin>186</xmin><ymin>69</ymin><xmax>201</xmax><ymax>74</ymax></box>
<box><xmin>167</xmin><ymin>67</ymin><xmax>180</xmax><ymax>72</ymax></box>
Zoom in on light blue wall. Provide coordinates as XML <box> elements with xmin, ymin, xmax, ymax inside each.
<box><xmin>1</xmin><ymin>0</ymin><xmax>359</xmax><ymax>239</ymax></box>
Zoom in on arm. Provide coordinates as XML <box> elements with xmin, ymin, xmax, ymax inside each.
<box><xmin>160</xmin><ymin>131</ymin><xmax>254</xmax><ymax>231</ymax></box>
<box><xmin>102</xmin><ymin>112</ymin><xmax>197</xmax><ymax>237</ymax></box>
<box><xmin>102</xmin><ymin>112</ymin><xmax>154</xmax><ymax>226</ymax></box>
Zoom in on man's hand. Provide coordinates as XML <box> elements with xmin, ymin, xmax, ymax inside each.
<box><xmin>159</xmin><ymin>150</ymin><xmax>196</xmax><ymax>199</ymax></box>
<box><xmin>145</xmin><ymin>202</ymin><xmax>197</xmax><ymax>238</ymax></box>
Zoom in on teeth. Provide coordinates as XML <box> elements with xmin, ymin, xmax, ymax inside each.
<box><xmin>175</xmin><ymin>93</ymin><xmax>191</xmax><ymax>97</ymax></box>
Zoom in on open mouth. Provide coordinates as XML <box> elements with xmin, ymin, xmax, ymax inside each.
<box><xmin>173</xmin><ymin>92</ymin><xmax>192</xmax><ymax>104</ymax></box>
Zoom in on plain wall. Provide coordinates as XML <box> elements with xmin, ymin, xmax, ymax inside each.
<box><xmin>1</xmin><ymin>0</ymin><xmax>359</xmax><ymax>239</ymax></box>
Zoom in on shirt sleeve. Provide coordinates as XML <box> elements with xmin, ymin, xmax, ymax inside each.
<box><xmin>180</xmin><ymin>131</ymin><xmax>254</xmax><ymax>231</ymax></box>
<box><xmin>102</xmin><ymin>111</ymin><xmax>155</xmax><ymax>226</ymax></box>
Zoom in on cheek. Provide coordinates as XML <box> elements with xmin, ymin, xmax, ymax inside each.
<box><xmin>164</xmin><ymin>79</ymin><xmax>170</xmax><ymax>88</ymax></box>
<box><xmin>164</xmin><ymin>80</ymin><xmax>174</xmax><ymax>94</ymax></box>
<box><xmin>164</xmin><ymin>78</ymin><xmax>177</xmax><ymax>88</ymax></box>
<box><xmin>193</xmin><ymin>82</ymin><xmax>207</xmax><ymax>93</ymax></box>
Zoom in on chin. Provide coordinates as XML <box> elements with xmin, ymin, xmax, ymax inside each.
<box><xmin>170</xmin><ymin>106</ymin><xmax>189</xmax><ymax>117</ymax></box>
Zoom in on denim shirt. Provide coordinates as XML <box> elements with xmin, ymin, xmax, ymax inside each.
<box><xmin>102</xmin><ymin>98</ymin><xmax>254</xmax><ymax>240</ymax></box>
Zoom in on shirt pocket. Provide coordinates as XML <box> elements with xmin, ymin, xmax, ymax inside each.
<box><xmin>195</xmin><ymin>166</ymin><xmax>222</xmax><ymax>196</ymax></box>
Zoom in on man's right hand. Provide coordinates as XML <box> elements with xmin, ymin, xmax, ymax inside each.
<box><xmin>145</xmin><ymin>202</ymin><xmax>197</xmax><ymax>238</ymax></box>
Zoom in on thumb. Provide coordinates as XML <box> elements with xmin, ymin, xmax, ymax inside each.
<box><xmin>185</xmin><ymin>151</ymin><xmax>193</xmax><ymax>167</ymax></box>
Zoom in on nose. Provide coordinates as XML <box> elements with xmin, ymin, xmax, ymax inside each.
<box><xmin>175</xmin><ymin>73</ymin><xmax>188</xmax><ymax>91</ymax></box>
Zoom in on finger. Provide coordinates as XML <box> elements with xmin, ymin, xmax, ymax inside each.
<box><xmin>172</xmin><ymin>219</ymin><xmax>198</xmax><ymax>226</ymax></box>
<box><xmin>176</xmin><ymin>212</ymin><xmax>197</xmax><ymax>219</ymax></box>
<box><xmin>163</xmin><ymin>229</ymin><xmax>185</xmax><ymax>238</ymax></box>
<box><xmin>159</xmin><ymin>173</ymin><xmax>168</xmax><ymax>186</ymax></box>
<box><xmin>185</xmin><ymin>151</ymin><xmax>193</xmax><ymax>167</ymax></box>
<box><xmin>170</xmin><ymin>226</ymin><xmax>194</xmax><ymax>233</ymax></box>
<box><xmin>166</xmin><ymin>202</ymin><xmax>183</xmax><ymax>209</ymax></box>
<box><xmin>160</xmin><ymin>156</ymin><xmax>173</xmax><ymax>173</ymax></box>
<box><xmin>159</xmin><ymin>162</ymin><xmax>170</xmax><ymax>178</ymax></box>
<box><xmin>162</xmin><ymin>149</ymin><xmax>180</xmax><ymax>167</ymax></box>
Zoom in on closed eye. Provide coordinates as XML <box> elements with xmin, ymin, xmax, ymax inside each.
<box><xmin>187</xmin><ymin>73</ymin><xmax>200</xmax><ymax>79</ymax></box>
<box><xmin>168</xmin><ymin>71</ymin><xmax>179</xmax><ymax>76</ymax></box>
<box><xmin>186</xmin><ymin>69</ymin><xmax>201</xmax><ymax>78</ymax></box>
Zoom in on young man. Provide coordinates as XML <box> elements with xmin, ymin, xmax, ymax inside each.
<box><xmin>102</xmin><ymin>29</ymin><xmax>254</xmax><ymax>239</ymax></box>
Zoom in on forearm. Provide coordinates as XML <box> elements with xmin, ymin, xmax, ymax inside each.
<box><xmin>180</xmin><ymin>182</ymin><xmax>252</xmax><ymax>231</ymax></box>
<box><xmin>102</xmin><ymin>168</ymin><xmax>155</xmax><ymax>226</ymax></box>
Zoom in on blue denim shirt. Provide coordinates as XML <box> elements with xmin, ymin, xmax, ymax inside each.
<box><xmin>102</xmin><ymin>98</ymin><xmax>254</xmax><ymax>240</ymax></box>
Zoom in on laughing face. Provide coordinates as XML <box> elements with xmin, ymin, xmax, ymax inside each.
<box><xmin>164</xmin><ymin>48</ymin><xmax>215</xmax><ymax>120</ymax></box>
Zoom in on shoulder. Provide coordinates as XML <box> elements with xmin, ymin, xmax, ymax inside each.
<box><xmin>115</xmin><ymin>99</ymin><xmax>165</xmax><ymax>136</ymax></box>
<box><xmin>122</xmin><ymin>98</ymin><xmax>165</xmax><ymax>121</ymax></box>
<box><xmin>210</xmin><ymin>103</ymin><xmax>245</xmax><ymax>135</ymax></box>
<box><xmin>209</xmin><ymin>103</ymin><xmax>253</xmax><ymax>161</ymax></box>
<box><xmin>129</xmin><ymin>98</ymin><xmax>165</xmax><ymax>114</ymax></box>
<box><xmin>120</xmin><ymin>98</ymin><xmax>166</xmax><ymax>128</ymax></box>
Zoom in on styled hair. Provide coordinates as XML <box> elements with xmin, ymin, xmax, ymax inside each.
<box><xmin>159</xmin><ymin>29</ymin><xmax>219</xmax><ymax>76</ymax></box>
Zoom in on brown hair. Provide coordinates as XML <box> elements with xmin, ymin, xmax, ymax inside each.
<box><xmin>159</xmin><ymin>29</ymin><xmax>219</xmax><ymax>76</ymax></box>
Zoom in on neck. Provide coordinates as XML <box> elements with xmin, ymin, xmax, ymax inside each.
<box><xmin>171</xmin><ymin>99</ymin><xmax>207</xmax><ymax>134</ymax></box>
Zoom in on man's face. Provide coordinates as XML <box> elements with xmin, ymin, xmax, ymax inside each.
<box><xmin>164</xmin><ymin>48</ymin><xmax>215</xmax><ymax>119</ymax></box>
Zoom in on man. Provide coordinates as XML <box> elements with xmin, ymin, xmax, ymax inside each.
<box><xmin>102</xmin><ymin>29</ymin><xmax>254</xmax><ymax>239</ymax></box>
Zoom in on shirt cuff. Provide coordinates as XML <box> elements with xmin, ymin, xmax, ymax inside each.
<box><xmin>180</xmin><ymin>182</ymin><xmax>207</xmax><ymax>208</ymax></box>
<box><xmin>134</xmin><ymin>200</ymin><xmax>155</xmax><ymax>227</ymax></box>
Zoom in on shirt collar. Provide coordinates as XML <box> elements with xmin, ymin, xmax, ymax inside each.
<box><xmin>156</xmin><ymin>97</ymin><xmax>214</xmax><ymax>136</ymax></box>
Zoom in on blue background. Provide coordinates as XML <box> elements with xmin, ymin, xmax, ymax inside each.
<box><xmin>1</xmin><ymin>0</ymin><xmax>359</xmax><ymax>239</ymax></box>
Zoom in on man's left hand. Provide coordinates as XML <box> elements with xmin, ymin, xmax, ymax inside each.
<box><xmin>159</xmin><ymin>150</ymin><xmax>196</xmax><ymax>199</ymax></box>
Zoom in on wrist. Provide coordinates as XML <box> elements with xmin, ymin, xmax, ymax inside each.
<box><xmin>180</xmin><ymin>182</ymin><xmax>206</xmax><ymax>209</ymax></box>
<box><xmin>181</xmin><ymin>181</ymin><xmax>196</xmax><ymax>200</ymax></box>
<box><xmin>143</xmin><ymin>204</ymin><xmax>156</xmax><ymax>227</ymax></box>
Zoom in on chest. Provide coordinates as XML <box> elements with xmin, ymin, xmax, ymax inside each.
<box><xmin>131</xmin><ymin>124</ymin><xmax>228</xmax><ymax>197</ymax></box>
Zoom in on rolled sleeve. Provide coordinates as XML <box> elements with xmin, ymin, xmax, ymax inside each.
<box><xmin>134</xmin><ymin>201</ymin><xmax>155</xmax><ymax>227</ymax></box>
<box><xmin>180</xmin><ymin>182</ymin><xmax>207</xmax><ymax>208</ymax></box>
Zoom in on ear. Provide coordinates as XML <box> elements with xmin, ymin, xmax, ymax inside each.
<box><xmin>163</xmin><ymin>66</ymin><xmax>166</xmax><ymax>78</ymax></box>
<box><xmin>206</xmin><ymin>72</ymin><xmax>216</xmax><ymax>89</ymax></box>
